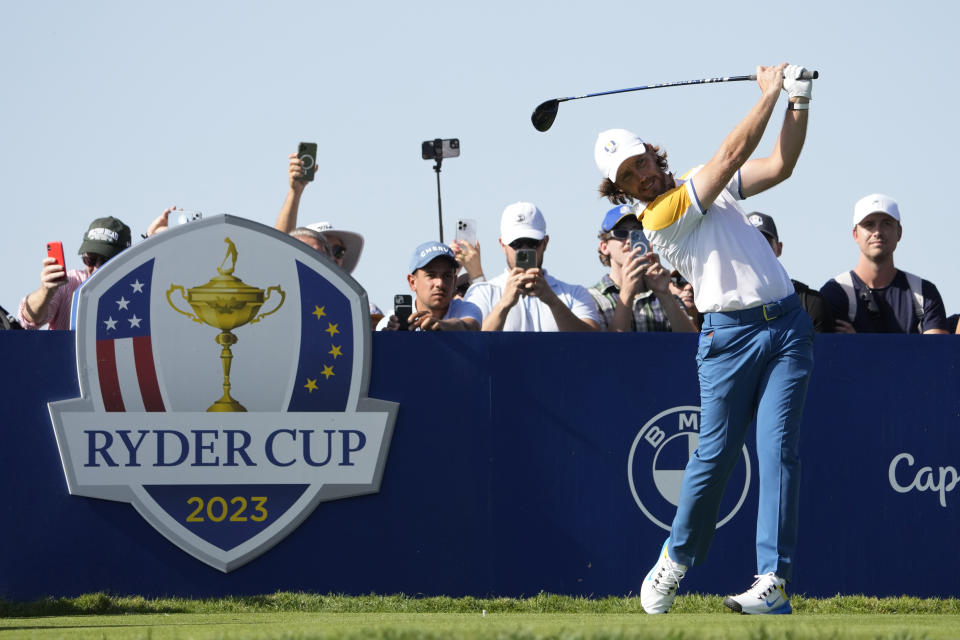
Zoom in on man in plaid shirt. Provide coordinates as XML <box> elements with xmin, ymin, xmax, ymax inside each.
<box><xmin>587</xmin><ymin>205</ymin><xmax>696</xmax><ymax>333</ymax></box>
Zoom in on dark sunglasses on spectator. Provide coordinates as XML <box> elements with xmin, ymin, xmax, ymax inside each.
<box><xmin>82</xmin><ymin>253</ymin><xmax>108</xmax><ymax>268</ymax></box>
<box><xmin>860</xmin><ymin>289</ymin><xmax>880</xmax><ymax>316</ymax></box>
<box><xmin>671</xmin><ymin>273</ymin><xmax>689</xmax><ymax>288</ymax></box>
<box><xmin>606</xmin><ymin>229</ymin><xmax>631</xmax><ymax>240</ymax></box>
<box><xmin>509</xmin><ymin>238</ymin><xmax>541</xmax><ymax>250</ymax></box>
<box><xmin>331</xmin><ymin>245</ymin><xmax>347</xmax><ymax>260</ymax></box>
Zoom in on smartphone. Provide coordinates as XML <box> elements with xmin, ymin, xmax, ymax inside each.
<box><xmin>421</xmin><ymin>138</ymin><xmax>460</xmax><ymax>160</ymax></box>
<box><xmin>46</xmin><ymin>241</ymin><xmax>67</xmax><ymax>282</ymax></box>
<box><xmin>629</xmin><ymin>229</ymin><xmax>650</xmax><ymax>257</ymax></box>
<box><xmin>176</xmin><ymin>211</ymin><xmax>203</xmax><ymax>225</ymax></box>
<box><xmin>516</xmin><ymin>248</ymin><xmax>537</xmax><ymax>270</ymax></box>
<box><xmin>297</xmin><ymin>142</ymin><xmax>318</xmax><ymax>182</ymax></box>
<box><xmin>394</xmin><ymin>294</ymin><xmax>413</xmax><ymax>330</ymax></box>
<box><xmin>455</xmin><ymin>218</ymin><xmax>477</xmax><ymax>246</ymax></box>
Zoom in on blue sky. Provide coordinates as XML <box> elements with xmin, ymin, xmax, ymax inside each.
<box><xmin>3</xmin><ymin>1</ymin><xmax>957</xmax><ymax>322</ymax></box>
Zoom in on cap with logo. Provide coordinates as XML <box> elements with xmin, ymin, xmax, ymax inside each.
<box><xmin>747</xmin><ymin>211</ymin><xmax>779</xmax><ymax>242</ymax></box>
<box><xmin>594</xmin><ymin>128</ymin><xmax>647</xmax><ymax>183</ymax></box>
<box><xmin>408</xmin><ymin>241</ymin><xmax>457</xmax><ymax>274</ymax></box>
<box><xmin>853</xmin><ymin>194</ymin><xmax>901</xmax><ymax>226</ymax></box>
<box><xmin>305</xmin><ymin>221</ymin><xmax>364</xmax><ymax>274</ymax></box>
<box><xmin>500</xmin><ymin>202</ymin><xmax>546</xmax><ymax>246</ymax></box>
<box><xmin>78</xmin><ymin>217</ymin><xmax>131</xmax><ymax>259</ymax></box>
<box><xmin>601</xmin><ymin>204</ymin><xmax>637</xmax><ymax>233</ymax></box>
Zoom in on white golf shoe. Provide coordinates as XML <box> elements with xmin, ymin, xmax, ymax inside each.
<box><xmin>640</xmin><ymin>538</ymin><xmax>688</xmax><ymax>614</ymax></box>
<box><xmin>723</xmin><ymin>572</ymin><xmax>792</xmax><ymax>614</ymax></box>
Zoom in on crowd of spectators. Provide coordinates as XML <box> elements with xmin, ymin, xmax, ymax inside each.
<box><xmin>4</xmin><ymin>147</ymin><xmax>958</xmax><ymax>336</ymax></box>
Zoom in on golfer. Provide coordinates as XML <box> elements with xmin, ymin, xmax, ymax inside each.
<box><xmin>594</xmin><ymin>63</ymin><xmax>813</xmax><ymax>615</ymax></box>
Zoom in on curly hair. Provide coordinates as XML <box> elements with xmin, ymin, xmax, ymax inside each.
<box><xmin>598</xmin><ymin>143</ymin><xmax>670</xmax><ymax>205</ymax></box>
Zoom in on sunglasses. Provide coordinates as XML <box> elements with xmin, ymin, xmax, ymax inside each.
<box><xmin>509</xmin><ymin>238</ymin><xmax>541</xmax><ymax>250</ymax></box>
<box><xmin>331</xmin><ymin>245</ymin><xmax>347</xmax><ymax>260</ymax></box>
<box><xmin>605</xmin><ymin>229</ymin><xmax>631</xmax><ymax>241</ymax></box>
<box><xmin>82</xmin><ymin>253</ymin><xmax>108</xmax><ymax>268</ymax></box>
<box><xmin>671</xmin><ymin>273</ymin><xmax>689</xmax><ymax>288</ymax></box>
<box><xmin>859</xmin><ymin>289</ymin><xmax>880</xmax><ymax>316</ymax></box>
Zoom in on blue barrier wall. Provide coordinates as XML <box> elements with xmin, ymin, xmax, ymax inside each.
<box><xmin>1</xmin><ymin>331</ymin><xmax>958</xmax><ymax>601</ymax></box>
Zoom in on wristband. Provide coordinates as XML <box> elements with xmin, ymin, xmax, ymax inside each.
<box><xmin>788</xmin><ymin>102</ymin><xmax>810</xmax><ymax>111</ymax></box>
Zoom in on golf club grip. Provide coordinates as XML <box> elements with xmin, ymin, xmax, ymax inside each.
<box><xmin>747</xmin><ymin>70</ymin><xmax>819</xmax><ymax>81</ymax></box>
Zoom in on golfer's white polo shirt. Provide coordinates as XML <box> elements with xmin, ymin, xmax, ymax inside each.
<box><xmin>641</xmin><ymin>168</ymin><xmax>794</xmax><ymax>313</ymax></box>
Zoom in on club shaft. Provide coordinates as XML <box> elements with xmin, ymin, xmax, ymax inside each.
<box><xmin>557</xmin><ymin>70</ymin><xmax>818</xmax><ymax>104</ymax></box>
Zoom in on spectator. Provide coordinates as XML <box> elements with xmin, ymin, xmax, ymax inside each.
<box><xmin>288</xmin><ymin>227</ymin><xmax>333</xmax><ymax>258</ymax></box>
<box><xmin>274</xmin><ymin>150</ymin><xmax>383</xmax><ymax>323</ymax></box>
<box><xmin>377</xmin><ymin>242</ymin><xmax>481</xmax><ymax>331</ymax></box>
<box><xmin>464</xmin><ymin>202</ymin><xmax>600</xmax><ymax>332</ymax></box>
<box><xmin>668</xmin><ymin>270</ymin><xmax>701</xmax><ymax>330</ymax></box>
<box><xmin>588</xmin><ymin>204</ymin><xmax>696</xmax><ymax>332</ymax></box>
<box><xmin>819</xmin><ymin>194</ymin><xmax>949</xmax><ymax>334</ymax></box>
<box><xmin>18</xmin><ymin>217</ymin><xmax>131</xmax><ymax>330</ymax></box>
<box><xmin>748</xmin><ymin>211</ymin><xmax>834</xmax><ymax>332</ymax></box>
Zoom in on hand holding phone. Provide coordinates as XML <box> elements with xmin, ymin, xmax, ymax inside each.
<box><xmin>297</xmin><ymin>142</ymin><xmax>318</xmax><ymax>182</ymax></box>
<box><xmin>46</xmin><ymin>241</ymin><xmax>67</xmax><ymax>284</ymax></box>
<box><xmin>394</xmin><ymin>294</ymin><xmax>413</xmax><ymax>330</ymax></box>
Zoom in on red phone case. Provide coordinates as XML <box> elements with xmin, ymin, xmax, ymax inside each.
<box><xmin>46</xmin><ymin>241</ymin><xmax>65</xmax><ymax>268</ymax></box>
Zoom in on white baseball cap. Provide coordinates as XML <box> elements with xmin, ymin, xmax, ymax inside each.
<box><xmin>594</xmin><ymin>128</ymin><xmax>647</xmax><ymax>183</ymax></box>
<box><xmin>853</xmin><ymin>194</ymin><xmax>901</xmax><ymax>226</ymax></box>
<box><xmin>500</xmin><ymin>202</ymin><xmax>546</xmax><ymax>245</ymax></box>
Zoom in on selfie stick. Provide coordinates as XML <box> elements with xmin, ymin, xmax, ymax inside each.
<box><xmin>432</xmin><ymin>148</ymin><xmax>445</xmax><ymax>243</ymax></box>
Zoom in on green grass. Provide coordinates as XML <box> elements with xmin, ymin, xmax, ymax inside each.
<box><xmin>1</xmin><ymin>593</ymin><xmax>958</xmax><ymax>639</ymax></box>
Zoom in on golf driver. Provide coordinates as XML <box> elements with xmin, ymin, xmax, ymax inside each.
<box><xmin>531</xmin><ymin>70</ymin><xmax>819</xmax><ymax>132</ymax></box>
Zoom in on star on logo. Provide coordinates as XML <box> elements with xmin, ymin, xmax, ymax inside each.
<box><xmin>130</xmin><ymin>280</ymin><xmax>145</xmax><ymax>293</ymax></box>
<box><xmin>325</xmin><ymin>323</ymin><xmax>339</xmax><ymax>337</ymax></box>
<box><xmin>304</xmin><ymin>378</ymin><xmax>318</xmax><ymax>393</ymax></box>
<box><xmin>328</xmin><ymin>345</ymin><xmax>343</xmax><ymax>359</ymax></box>
<box><xmin>104</xmin><ymin>316</ymin><xmax>118</xmax><ymax>331</ymax></box>
<box><xmin>312</xmin><ymin>305</ymin><xmax>326</xmax><ymax>319</ymax></box>
<box><xmin>320</xmin><ymin>365</ymin><xmax>335</xmax><ymax>380</ymax></box>
<box><xmin>128</xmin><ymin>315</ymin><xmax>142</xmax><ymax>328</ymax></box>
<box><xmin>116</xmin><ymin>297</ymin><xmax>130</xmax><ymax>310</ymax></box>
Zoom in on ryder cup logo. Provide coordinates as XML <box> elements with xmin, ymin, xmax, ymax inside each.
<box><xmin>627</xmin><ymin>406</ymin><xmax>751</xmax><ymax>531</ymax></box>
<box><xmin>48</xmin><ymin>215</ymin><xmax>398</xmax><ymax>572</ymax></box>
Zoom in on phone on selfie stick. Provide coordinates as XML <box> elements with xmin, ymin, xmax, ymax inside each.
<box><xmin>46</xmin><ymin>241</ymin><xmax>67</xmax><ymax>282</ymax></box>
<box><xmin>394</xmin><ymin>294</ymin><xmax>413</xmax><ymax>330</ymax></box>
<box><xmin>297</xmin><ymin>142</ymin><xmax>318</xmax><ymax>182</ymax></box>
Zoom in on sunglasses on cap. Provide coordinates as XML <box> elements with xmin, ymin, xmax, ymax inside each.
<box><xmin>330</xmin><ymin>245</ymin><xmax>347</xmax><ymax>260</ymax></box>
<box><xmin>82</xmin><ymin>253</ymin><xmax>109</xmax><ymax>268</ymax></box>
<box><xmin>509</xmin><ymin>238</ymin><xmax>541</xmax><ymax>250</ymax></box>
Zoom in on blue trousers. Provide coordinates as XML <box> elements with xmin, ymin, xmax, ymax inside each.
<box><xmin>669</xmin><ymin>295</ymin><xmax>814</xmax><ymax>581</ymax></box>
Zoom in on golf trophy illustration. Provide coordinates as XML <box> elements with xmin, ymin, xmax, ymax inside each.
<box><xmin>167</xmin><ymin>237</ymin><xmax>285</xmax><ymax>411</ymax></box>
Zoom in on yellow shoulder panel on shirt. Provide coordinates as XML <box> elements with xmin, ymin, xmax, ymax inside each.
<box><xmin>641</xmin><ymin>184</ymin><xmax>692</xmax><ymax>231</ymax></box>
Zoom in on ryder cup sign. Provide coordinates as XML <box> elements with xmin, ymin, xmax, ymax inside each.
<box><xmin>49</xmin><ymin>216</ymin><xmax>398</xmax><ymax>572</ymax></box>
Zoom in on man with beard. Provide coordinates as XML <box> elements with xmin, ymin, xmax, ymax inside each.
<box><xmin>594</xmin><ymin>64</ymin><xmax>814</xmax><ymax>615</ymax></box>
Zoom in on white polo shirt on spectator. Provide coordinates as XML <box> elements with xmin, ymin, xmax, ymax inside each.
<box><xmin>464</xmin><ymin>269</ymin><xmax>600</xmax><ymax>331</ymax></box>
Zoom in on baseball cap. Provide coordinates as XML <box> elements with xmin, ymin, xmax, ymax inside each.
<box><xmin>594</xmin><ymin>128</ymin><xmax>647</xmax><ymax>183</ymax></box>
<box><xmin>747</xmin><ymin>211</ymin><xmax>779</xmax><ymax>242</ymax></box>
<box><xmin>78</xmin><ymin>217</ymin><xmax>131</xmax><ymax>259</ymax></box>
<box><xmin>409</xmin><ymin>241</ymin><xmax>457</xmax><ymax>274</ymax></box>
<box><xmin>305</xmin><ymin>221</ymin><xmax>364</xmax><ymax>274</ymax></box>
<box><xmin>600</xmin><ymin>204</ymin><xmax>637</xmax><ymax>233</ymax></box>
<box><xmin>500</xmin><ymin>202</ymin><xmax>546</xmax><ymax>245</ymax></box>
<box><xmin>853</xmin><ymin>194</ymin><xmax>901</xmax><ymax>225</ymax></box>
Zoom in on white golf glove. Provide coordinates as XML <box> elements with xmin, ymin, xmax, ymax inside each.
<box><xmin>783</xmin><ymin>64</ymin><xmax>812</xmax><ymax>100</ymax></box>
